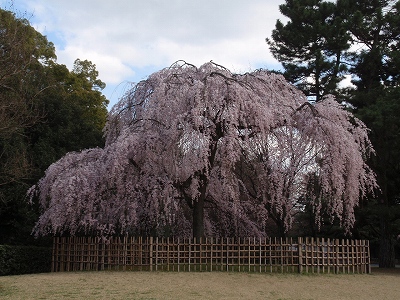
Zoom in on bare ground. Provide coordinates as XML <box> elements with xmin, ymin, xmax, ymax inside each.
<box><xmin>0</xmin><ymin>268</ymin><xmax>399</xmax><ymax>300</ymax></box>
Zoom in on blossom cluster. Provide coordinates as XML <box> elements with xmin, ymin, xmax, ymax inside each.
<box><xmin>30</xmin><ymin>61</ymin><xmax>377</xmax><ymax>237</ymax></box>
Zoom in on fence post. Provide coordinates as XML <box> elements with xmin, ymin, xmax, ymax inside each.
<box><xmin>210</xmin><ymin>237</ymin><xmax>213</xmax><ymax>272</ymax></box>
<box><xmin>177</xmin><ymin>237</ymin><xmax>180</xmax><ymax>272</ymax></box>
<box><xmin>335</xmin><ymin>239</ymin><xmax>339</xmax><ymax>274</ymax></box>
<box><xmin>189</xmin><ymin>237</ymin><xmax>191</xmax><ymax>272</ymax></box>
<box><xmin>52</xmin><ymin>237</ymin><xmax>56</xmax><ymax>272</ymax></box>
<box><xmin>366</xmin><ymin>240</ymin><xmax>371</xmax><ymax>274</ymax></box>
<box><xmin>226</xmin><ymin>237</ymin><xmax>229</xmax><ymax>272</ymax></box>
<box><xmin>258</xmin><ymin>237</ymin><xmax>262</xmax><ymax>273</ymax></box>
<box><xmin>321</xmin><ymin>237</ymin><xmax>325</xmax><ymax>274</ymax></box>
<box><xmin>155</xmin><ymin>237</ymin><xmax>159</xmax><ymax>271</ymax></box>
<box><xmin>149</xmin><ymin>237</ymin><xmax>153</xmax><ymax>271</ymax></box>
<box><xmin>298</xmin><ymin>237</ymin><xmax>303</xmax><ymax>274</ymax></box>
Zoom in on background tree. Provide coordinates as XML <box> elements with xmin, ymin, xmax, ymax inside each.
<box><xmin>30</xmin><ymin>62</ymin><xmax>376</xmax><ymax>240</ymax></box>
<box><xmin>0</xmin><ymin>7</ymin><xmax>108</xmax><ymax>244</ymax></box>
<box><xmin>338</xmin><ymin>0</ymin><xmax>400</xmax><ymax>268</ymax></box>
<box><xmin>0</xmin><ymin>8</ymin><xmax>55</xmax><ymax>244</ymax></box>
<box><xmin>268</xmin><ymin>0</ymin><xmax>400</xmax><ymax>267</ymax></box>
<box><xmin>28</xmin><ymin>59</ymin><xmax>108</xmax><ymax>173</ymax></box>
<box><xmin>266</xmin><ymin>0</ymin><xmax>351</xmax><ymax>102</ymax></box>
<box><xmin>0</xmin><ymin>8</ymin><xmax>55</xmax><ymax>188</ymax></box>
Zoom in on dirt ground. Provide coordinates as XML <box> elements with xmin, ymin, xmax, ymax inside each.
<box><xmin>1</xmin><ymin>268</ymin><xmax>399</xmax><ymax>300</ymax></box>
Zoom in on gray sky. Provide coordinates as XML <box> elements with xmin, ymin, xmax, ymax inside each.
<box><xmin>2</xmin><ymin>0</ymin><xmax>286</xmax><ymax>108</ymax></box>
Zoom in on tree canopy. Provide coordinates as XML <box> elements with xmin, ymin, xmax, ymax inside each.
<box><xmin>266</xmin><ymin>0</ymin><xmax>351</xmax><ymax>102</ymax></box>
<box><xmin>30</xmin><ymin>61</ymin><xmax>376</xmax><ymax>239</ymax></box>
<box><xmin>0</xmin><ymin>8</ymin><xmax>56</xmax><ymax>187</ymax></box>
<box><xmin>0</xmin><ymin>7</ymin><xmax>108</xmax><ymax>244</ymax></box>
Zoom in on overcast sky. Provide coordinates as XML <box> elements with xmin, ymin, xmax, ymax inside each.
<box><xmin>2</xmin><ymin>0</ymin><xmax>286</xmax><ymax>108</ymax></box>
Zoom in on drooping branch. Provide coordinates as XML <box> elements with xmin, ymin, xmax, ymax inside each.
<box><xmin>30</xmin><ymin>62</ymin><xmax>377</xmax><ymax>238</ymax></box>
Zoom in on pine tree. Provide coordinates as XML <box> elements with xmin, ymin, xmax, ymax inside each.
<box><xmin>266</xmin><ymin>0</ymin><xmax>351</xmax><ymax>102</ymax></box>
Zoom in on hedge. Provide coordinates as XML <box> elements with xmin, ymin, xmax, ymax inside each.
<box><xmin>0</xmin><ymin>245</ymin><xmax>52</xmax><ymax>276</ymax></box>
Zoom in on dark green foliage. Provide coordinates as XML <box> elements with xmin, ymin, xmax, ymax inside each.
<box><xmin>353</xmin><ymin>87</ymin><xmax>400</xmax><ymax>267</ymax></box>
<box><xmin>0</xmin><ymin>245</ymin><xmax>52</xmax><ymax>275</ymax></box>
<box><xmin>0</xmin><ymin>7</ymin><xmax>108</xmax><ymax>245</ymax></box>
<box><xmin>267</xmin><ymin>0</ymin><xmax>350</xmax><ymax>101</ymax></box>
<box><xmin>28</xmin><ymin>60</ymin><xmax>108</xmax><ymax>173</ymax></box>
<box><xmin>339</xmin><ymin>0</ymin><xmax>400</xmax><ymax>101</ymax></box>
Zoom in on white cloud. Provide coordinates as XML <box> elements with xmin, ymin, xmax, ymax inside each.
<box><xmin>2</xmin><ymin>0</ymin><xmax>286</xmax><ymax>107</ymax></box>
<box><xmin>56</xmin><ymin>46</ymin><xmax>135</xmax><ymax>85</ymax></box>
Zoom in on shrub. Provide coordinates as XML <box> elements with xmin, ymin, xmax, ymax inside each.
<box><xmin>0</xmin><ymin>245</ymin><xmax>52</xmax><ymax>275</ymax></box>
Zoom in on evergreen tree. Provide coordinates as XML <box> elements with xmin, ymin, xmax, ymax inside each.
<box><xmin>266</xmin><ymin>0</ymin><xmax>351</xmax><ymax>102</ymax></box>
<box><xmin>342</xmin><ymin>0</ymin><xmax>400</xmax><ymax>268</ymax></box>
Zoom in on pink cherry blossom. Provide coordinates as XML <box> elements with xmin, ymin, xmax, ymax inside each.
<box><xmin>29</xmin><ymin>61</ymin><xmax>377</xmax><ymax>238</ymax></box>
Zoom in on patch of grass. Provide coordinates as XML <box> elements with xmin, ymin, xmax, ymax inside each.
<box><xmin>0</xmin><ymin>269</ymin><xmax>399</xmax><ymax>299</ymax></box>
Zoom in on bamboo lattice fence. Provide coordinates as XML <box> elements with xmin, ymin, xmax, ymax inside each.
<box><xmin>52</xmin><ymin>237</ymin><xmax>371</xmax><ymax>274</ymax></box>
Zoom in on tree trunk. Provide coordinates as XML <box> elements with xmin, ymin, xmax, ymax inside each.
<box><xmin>379</xmin><ymin>217</ymin><xmax>395</xmax><ymax>268</ymax></box>
<box><xmin>192</xmin><ymin>174</ymin><xmax>207</xmax><ymax>239</ymax></box>
<box><xmin>192</xmin><ymin>196</ymin><xmax>204</xmax><ymax>239</ymax></box>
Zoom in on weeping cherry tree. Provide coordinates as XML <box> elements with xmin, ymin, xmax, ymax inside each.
<box><xmin>29</xmin><ymin>61</ymin><xmax>377</xmax><ymax>238</ymax></box>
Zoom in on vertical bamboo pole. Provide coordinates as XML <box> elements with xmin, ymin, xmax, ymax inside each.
<box><xmin>155</xmin><ymin>237</ymin><xmax>159</xmax><ymax>271</ymax></box>
<box><xmin>199</xmin><ymin>237</ymin><xmax>202</xmax><ymax>272</ymax></box>
<box><xmin>67</xmin><ymin>237</ymin><xmax>70</xmax><ymax>271</ymax></box>
<box><xmin>226</xmin><ymin>238</ymin><xmax>229</xmax><ymax>272</ymax></box>
<box><xmin>247</xmin><ymin>237</ymin><xmax>250</xmax><ymax>272</ymax></box>
<box><xmin>149</xmin><ymin>237</ymin><xmax>152</xmax><ymax>271</ymax></box>
<box><xmin>350</xmin><ymin>239</ymin><xmax>354</xmax><ymax>274</ymax></box>
<box><xmin>367</xmin><ymin>240</ymin><xmax>371</xmax><ymax>274</ymax></box>
<box><xmin>175</xmin><ymin>237</ymin><xmax>179</xmax><ymax>272</ymax></box>
<box><xmin>317</xmin><ymin>237</ymin><xmax>320</xmax><ymax>274</ymax></box>
<box><xmin>51</xmin><ymin>237</ymin><xmax>56</xmax><ymax>272</ymax></box>
<box><xmin>306</xmin><ymin>237</ymin><xmax>310</xmax><ymax>273</ymax></box>
<box><xmin>237</xmin><ymin>237</ymin><xmax>240</xmax><ymax>272</ymax></box>
<box><xmin>279</xmin><ymin>237</ymin><xmax>282</xmax><ymax>273</ymax></box>
<box><xmin>188</xmin><ymin>237</ymin><xmax>191</xmax><ymax>272</ymax></box>
<box><xmin>95</xmin><ymin>237</ymin><xmax>98</xmax><ymax>271</ymax></box>
<box><xmin>86</xmin><ymin>237</ymin><xmax>90</xmax><ymax>271</ymax></box>
<box><xmin>342</xmin><ymin>239</ymin><xmax>346</xmax><ymax>274</ymax></box>
<box><xmin>328</xmin><ymin>238</ymin><xmax>331</xmax><ymax>274</ymax></box>
<box><xmin>210</xmin><ymin>237</ymin><xmax>213</xmax><ymax>272</ymax></box>
<box><xmin>66</xmin><ymin>237</ymin><xmax>70</xmax><ymax>272</ymax></box>
<box><xmin>259</xmin><ymin>237</ymin><xmax>262</xmax><ymax>273</ymax></box>
<box><xmin>298</xmin><ymin>237</ymin><xmax>303</xmax><ymax>274</ymax></box>
<box><xmin>335</xmin><ymin>239</ymin><xmax>339</xmax><ymax>274</ymax></box>
<box><xmin>61</xmin><ymin>237</ymin><xmax>65</xmax><ymax>272</ymax></box>
<box><xmin>359</xmin><ymin>239</ymin><xmax>363</xmax><ymax>274</ymax></box>
<box><xmin>310</xmin><ymin>237</ymin><xmax>313</xmax><ymax>273</ymax></box>
<box><xmin>321</xmin><ymin>237</ymin><xmax>324</xmax><ymax>274</ymax></box>
<box><xmin>268</xmin><ymin>237</ymin><xmax>271</xmax><ymax>273</ymax></box>
<box><xmin>220</xmin><ymin>237</ymin><xmax>223</xmax><ymax>272</ymax></box>
<box><xmin>77</xmin><ymin>237</ymin><xmax>81</xmax><ymax>271</ymax></box>
<box><xmin>363</xmin><ymin>239</ymin><xmax>367</xmax><ymax>274</ymax></box>
<box><xmin>82</xmin><ymin>237</ymin><xmax>85</xmax><ymax>271</ymax></box>
<box><xmin>165</xmin><ymin>237</ymin><xmax>169</xmax><ymax>272</ymax></box>
<box><xmin>346</xmin><ymin>239</ymin><xmax>350</xmax><ymax>274</ymax></box>
<box><xmin>100</xmin><ymin>237</ymin><xmax>104</xmax><ymax>271</ymax></box>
